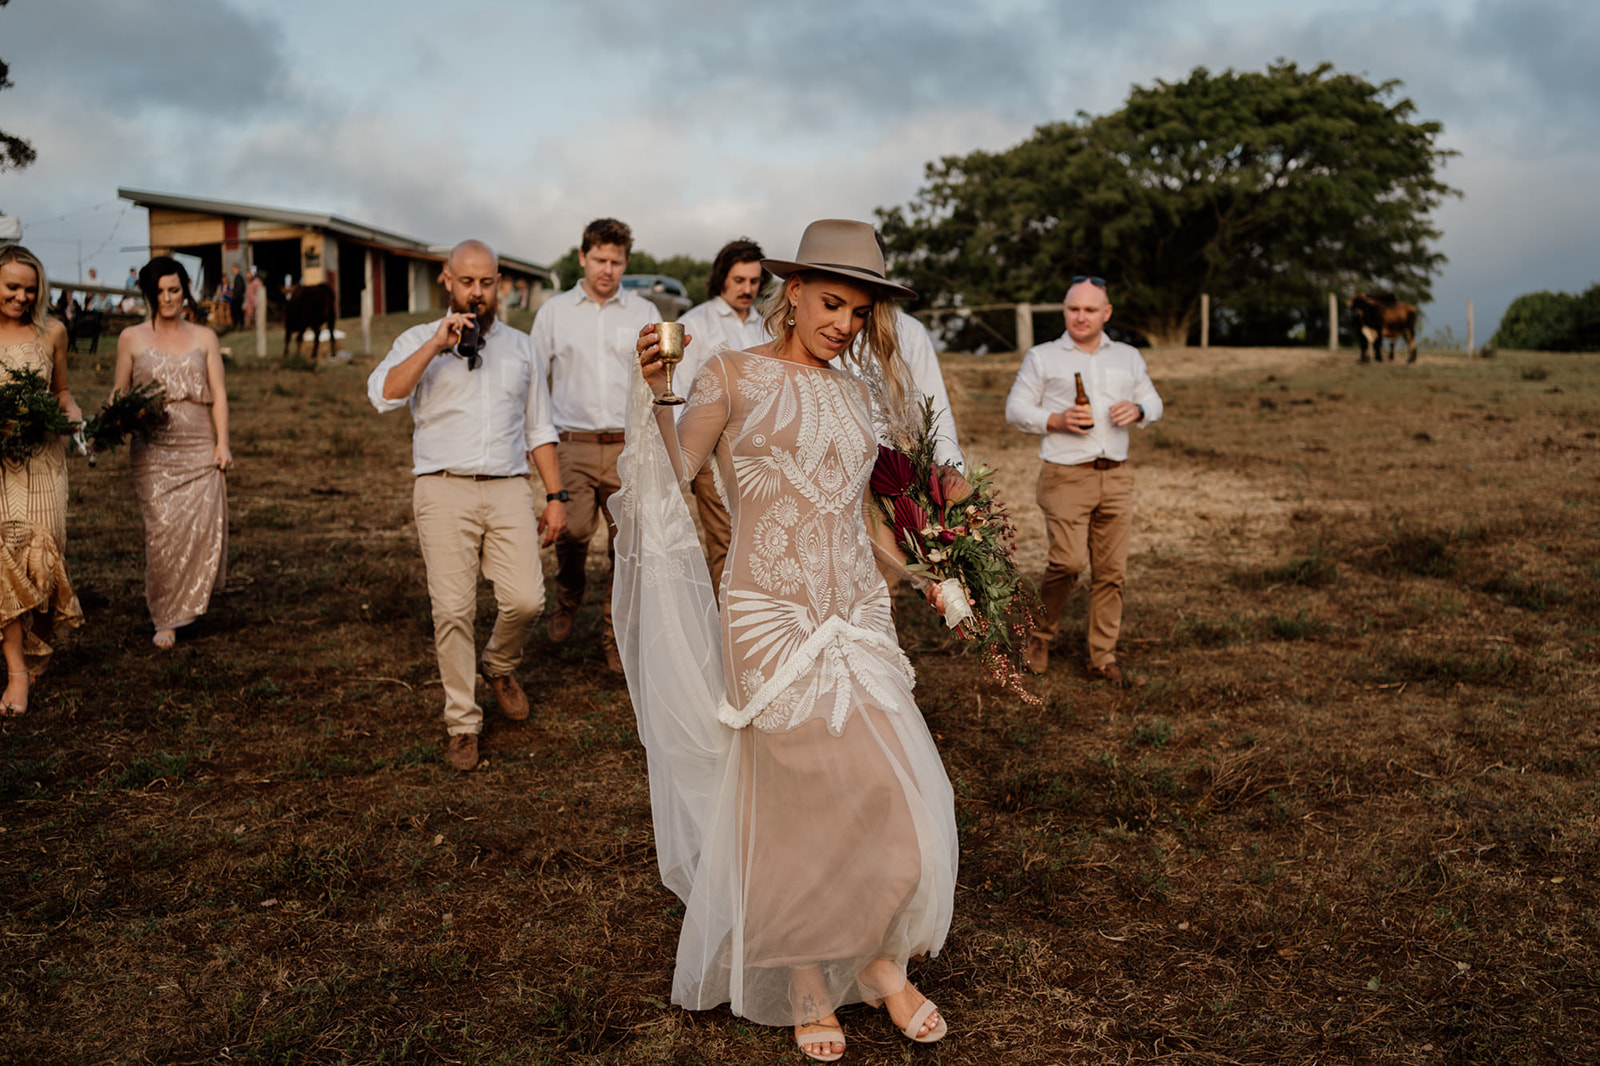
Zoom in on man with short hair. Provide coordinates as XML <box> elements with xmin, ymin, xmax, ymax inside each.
<box><xmin>1005</xmin><ymin>277</ymin><xmax>1163</xmax><ymax>683</ymax></box>
<box><xmin>529</xmin><ymin>218</ymin><xmax>660</xmax><ymax>672</ymax></box>
<box><xmin>674</xmin><ymin>238</ymin><xmax>770</xmax><ymax>592</ymax></box>
<box><xmin>367</xmin><ymin>239</ymin><xmax>567</xmax><ymax>771</ymax></box>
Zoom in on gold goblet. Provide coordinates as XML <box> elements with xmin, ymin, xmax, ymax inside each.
<box><xmin>653</xmin><ymin>322</ymin><xmax>687</xmax><ymax>406</ymax></box>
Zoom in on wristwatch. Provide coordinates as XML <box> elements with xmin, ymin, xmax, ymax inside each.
<box><xmin>546</xmin><ymin>490</ymin><xmax>569</xmax><ymax>503</ymax></box>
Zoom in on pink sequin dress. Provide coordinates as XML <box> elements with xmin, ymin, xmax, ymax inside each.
<box><xmin>129</xmin><ymin>347</ymin><xmax>227</xmax><ymax>630</ymax></box>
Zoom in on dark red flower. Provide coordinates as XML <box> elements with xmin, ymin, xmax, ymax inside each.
<box><xmin>870</xmin><ymin>445</ymin><xmax>915</xmax><ymax>497</ymax></box>
<box><xmin>891</xmin><ymin>495</ymin><xmax>928</xmax><ymax>545</ymax></box>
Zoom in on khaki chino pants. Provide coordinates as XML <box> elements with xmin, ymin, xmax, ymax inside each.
<box><xmin>1034</xmin><ymin>461</ymin><xmax>1134</xmax><ymax>669</ymax></box>
<box><xmin>413</xmin><ymin>474</ymin><xmax>544</xmax><ymax>736</ymax></box>
<box><xmin>690</xmin><ymin>462</ymin><xmax>732</xmax><ymax>596</ymax></box>
<box><xmin>554</xmin><ymin>439</ymin><xmax>624</xmax><ymax>640</ymax></box>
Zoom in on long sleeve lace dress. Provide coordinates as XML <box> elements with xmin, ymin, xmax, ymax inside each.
<box><xmin>610</xmin><ymin>349</ymin><xmax>958</xmax><ymax>1026</ymax></box>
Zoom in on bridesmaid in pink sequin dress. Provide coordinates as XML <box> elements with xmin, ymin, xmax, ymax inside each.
<box><xmin>114</xmin><ymin>258</ymin><xmax>231</xmax><ymax>650</ymax></box>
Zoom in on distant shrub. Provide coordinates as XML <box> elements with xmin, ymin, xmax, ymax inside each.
<box><xmin>1490</xmin><ymin>285</ymin><xmax>1600</xmax><ymax>351</ymax></box>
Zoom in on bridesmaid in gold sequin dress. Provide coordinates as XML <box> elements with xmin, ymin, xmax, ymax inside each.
<box><xmin>114</xmin><ymin>257</ymin><xmax>231</xmax><ymax>650</ymax></box>
<box><xmin>0</xmin><ymin>245</ymin><xmax>84</xmax><ymax>716</ymax></box>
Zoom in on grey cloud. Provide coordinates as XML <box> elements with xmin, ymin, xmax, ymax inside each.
<box><xmin>3</xmin><ymin>0</ymin><xmax>290</xmax><ymax>116</ymax></box>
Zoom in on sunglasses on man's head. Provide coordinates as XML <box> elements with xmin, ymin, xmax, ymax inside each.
<box><xmin>1072</xmin><ymin>275</ymin><xmax>1108</xmax><ymax>289</ymax></box>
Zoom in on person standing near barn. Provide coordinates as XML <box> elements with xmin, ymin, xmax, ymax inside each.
<box><xmin>528</xmin><ymin>218</ymin><xmax>660</xmax><ymax>672</ymax></box>
<box><xmin>674</xmin><ymin>238</ymin><xmax>770</xmax><ymax>593</ymax></box>
<box><xmin>1005</xmin><ymin>276</ymin><xmax>1162</xmax><ymax>683</ymax></box>
<box><xmin>367</xmin><ymin>239</ymin><xmax>568</xmax><ymax>772</ymax></box>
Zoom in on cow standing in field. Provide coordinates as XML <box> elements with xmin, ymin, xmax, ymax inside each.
<box><xmin>1349</xmin><ymin>291</ymin><xmax>1418</xmax><ymax>363</ymax></box>
<box><xmin>283</xmin><ymin>281</ymin><xmax>337</xmax><ymax>366</ymax></box>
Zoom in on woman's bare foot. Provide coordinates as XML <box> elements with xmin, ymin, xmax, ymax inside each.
<box><xmin>860</xmin><ymin>960</ymin><xmax>943</xmax><ymax>1041</ymax></box>
<box><xmin>794</xmin><ymin>1016</ymin><xmax>845</xmax><ymax>1061</ymax></box>
<box><xmin>2</xmin><ymin>669</ymin><xmax>28</xmax><ymax>716</ymax></box>
<box><xmin>153</xmin><ymin>629</ymin><xmax>176</xmax><ymax>650</ymax></box>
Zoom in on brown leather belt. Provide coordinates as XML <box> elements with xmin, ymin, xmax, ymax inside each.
<box><xmin>420</xmin><ymin>471</ymin><xmax>517</xmax><ymax>481</ymax></box>
<box><xmin>1076</xmin><ymin>457</ymin><xmax>1123</xmax><ymax>470</ymax></box>
<box><xmin>559</xmin><ymin>431</ymin><xmax>625</xmax><ymax>445</ymax></box>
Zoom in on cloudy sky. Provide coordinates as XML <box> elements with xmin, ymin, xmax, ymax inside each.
<box><xmin>3</xmin><ymin>0</ymin><xmax>1595</xmax><ymax>339</ymax></box>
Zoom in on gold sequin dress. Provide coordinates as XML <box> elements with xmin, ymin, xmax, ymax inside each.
<box><xmin>129</xmin><ymin>347</ymin><xmax>227</xmax><ymax>630</ymax></box>
<box><xmin>0</xmin><ymin>341</ymin><xmax>83</xmax><ymax>670</ymax></box>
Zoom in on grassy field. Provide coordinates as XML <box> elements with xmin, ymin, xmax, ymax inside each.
<box><xmin>1</xmin><ymin>317</ymin><xmax>1596</xmax><ymax>1064</ymax></box>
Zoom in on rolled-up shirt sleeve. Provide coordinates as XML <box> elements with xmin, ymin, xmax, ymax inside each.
<box><xmin>1004</xmin><ymin>349</ymin><xmax>1052</xmax><ymax>436</ymax></box>
<box><xmin>1131</xmin><ymin>355</ymin><xmax>1163</xmax><ymax>426</ymax></box>
<box><xmin>367</xmin><ymin>330</ymin><xmax>422</xmax><ymax>414</ymax></box>
<box><xmin>524</xmin><ymin>350</ymin><xmax>558</xmax><ymax>451</ymax></box>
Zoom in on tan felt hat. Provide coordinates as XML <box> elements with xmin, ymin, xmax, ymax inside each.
<box><xmin>762</xmin><ymin>219</ymin><xmax>915</xmax><ymax>300</ymax></box>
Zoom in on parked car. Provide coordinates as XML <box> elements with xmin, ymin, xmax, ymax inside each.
<box><xmin>621</xmin><ymin>274</ymin><xmax>693</xmax><ymax>319</ymax></box>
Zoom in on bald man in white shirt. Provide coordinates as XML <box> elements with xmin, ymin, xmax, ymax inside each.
<box><xmin>529</xmin><ymin>218</ymin><xmax>661</xmax><ymax>672</ymax></box>
<box><xmin>1005</xmin><ymin>276</ymin><xmax>1163</xmax><ymax>684</ymax></box>
<box><xmin>367</xmin><ymin>240</ymin><xmax>567</xmax><ymax>771</ymax></box>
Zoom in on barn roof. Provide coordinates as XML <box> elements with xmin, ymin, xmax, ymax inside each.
<box><xmin>117</xmin><ymin>188</ymin><xmax>552</xmax><ymax>279</ymax></box>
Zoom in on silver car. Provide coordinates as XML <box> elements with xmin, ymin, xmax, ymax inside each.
<box><xmin>621</xmin><ymin>274</ymin><xmax>693</xmax><ymax>320</ymax></box>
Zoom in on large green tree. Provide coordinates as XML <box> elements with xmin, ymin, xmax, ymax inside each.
<box><xmin>0</xmin><ymin>0</ymin><xmax>35</xmax><ymax>176</ymax></box>
<box><xmin>878</xmin><ymin>61</ymin><xmax>1457</xmax><ymax>348</ymax></box>
<box><xmin>1491</xmin><ymin>285</ymin><xmax>1600</xmax><ymax>351</ymax></box>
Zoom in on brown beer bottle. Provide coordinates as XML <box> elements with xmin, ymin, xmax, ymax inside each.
<box><xmin>1073</xmin><ymin>372</ymin><xmax>1094</xmax><ymax>428</ymax></box>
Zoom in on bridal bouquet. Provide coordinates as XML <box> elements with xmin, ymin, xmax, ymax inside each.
<box><xmin>82</xmin><ymin>381</ymin><xmax>168</xmax><ymax>465</ymax></box>
<box><xmin>870</xmin><ymin>398</ymin><xmax>1041</xmax><ymax>702</ymax></box>
<box><xmin>0</xmin><ymin>366</ymin><xmax>77</xmax><ymax>465</ymax></box>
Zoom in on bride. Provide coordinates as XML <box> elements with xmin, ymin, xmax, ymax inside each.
<box><xmin>612</xmin><ymin>220</ymin><xmax>958</xmax><ymax>1061</ymax></box>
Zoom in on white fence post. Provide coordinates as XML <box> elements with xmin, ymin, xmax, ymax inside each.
<box><xmin>1200</xmin><ymin>293</ymin><xmax>1210</xmax><ymax>348</ymax></box>
<box><xmin>361</xmin><ymin>287</ymin><xmax>374</xmax><ymax>358</ymax></box>
<box><xmin>255</xmin><ymin>292</ymin><xmax>267</xmax><ymax>357</ymax></box>
<box><xmin>1015</xmin><ymin>302</ymin><xmax>1034</xmax><ymax>353</ymax></box>
<box><xmin>1466</xmin><ymin>299</ymin><xmax>1475</xmax><ymax>357</ymax></box>
<box><xmin>1328</xmin><ymin>292</ymin><xmax>1338</xmax><ymax>352</ymax></box>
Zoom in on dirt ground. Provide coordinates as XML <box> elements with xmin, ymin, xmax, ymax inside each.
<box><xmin>1</xmin><ymin>322</ymin><xmax>1597</xmax><ymax>1064</ymax></box>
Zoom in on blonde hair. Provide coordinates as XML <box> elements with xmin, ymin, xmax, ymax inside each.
<box><xmin>761</xmin><ymin>271</ymin><xmax>909</xmax><ymax>415</ymax></box>
<box><xmin>0</xmin><ymin>245</ymin><xmax>52</xmax><ymax>334</ymax></box>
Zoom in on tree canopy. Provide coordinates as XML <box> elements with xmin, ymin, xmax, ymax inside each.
<box><xmin>0</xmin><ymin>0</ymin><xmax>34</xmax><ymax>177</ymax></box>
<box><xmin>546</xmin><ymin>247</ymin><xmax>711</xmax><ymax>302</ymax></box>
<box><xmin>877</xmin><ymin>61</ymin><xmax>1458</xmax><ymax>348</ymax></box>
<box><xmin>1490</xmin><ymin>285</ymin><xmax>1600</xmax><ymax>351</ymax></box>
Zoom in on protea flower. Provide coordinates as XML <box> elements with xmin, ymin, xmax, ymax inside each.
<box><xmin>939</xmin><ymin>465</ymin><xmax>973</xmax><ymax>505</ymax></box>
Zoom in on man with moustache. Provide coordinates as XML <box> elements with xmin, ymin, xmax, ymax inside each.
<box><xmin>673</xmin><ymin>238</ymin><xmax>770</xmax><ymax>592</ymax></box>
<box><xmin>1005</xmin><ymin>276</ymin><xmax>1162</xmax><ymax>684</ymax></box>
<box><xmin>367</xmin><ymin>239</ymin><xmax>568</xmax><ymax>771</ymax></box>
<box><xmin>529</xmin><ymin>218</ymin><xmax>660</xmax><ymax>672</ymax></box>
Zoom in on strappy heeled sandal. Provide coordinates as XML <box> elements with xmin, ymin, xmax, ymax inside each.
<box><xmin>862</xmin><ymin>982</ymin><xmax>948</xmax><ymax>1045</ymax></box>
<box><xmin>793</xmin><ymin>1020</ymin><xmax>846</xmax><ymax>1062</ymax></box>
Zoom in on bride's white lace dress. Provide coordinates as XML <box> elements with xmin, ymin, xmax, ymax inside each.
<box><xmin>610</xmin><ymin>348</ymin><xmax>958</xmax><ymax>1026</ymax></box>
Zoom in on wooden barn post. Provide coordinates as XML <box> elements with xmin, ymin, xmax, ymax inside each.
<box><xmin>1015</xmin><ymin>302</ymin><xmax>1034</xmax><ymax>353</ymax></box>
<box><xmin>361</xmin><ymin>287</ymin><xmax>373</xmax><ymax>357</ymax></box>
<box><xmin>1466</xmin><ymin>300</ymin><xmax>1475</xmax><ymax>357</ymax></box>
<box><xmin>255</xmin><ymin>290</ymin><xmax>266</xmax><ymax>356</ymax></box>
<box><xmin>1200</xmin><ymin>293</ymin><xmax>1210</xmax><ymax>348</ymax></box>
<box><xmin>1328</xmin><ymin>292</ymin><xmax>1338</xmax><ymax>352</ymax></box>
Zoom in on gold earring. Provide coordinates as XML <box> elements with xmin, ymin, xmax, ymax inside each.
<box><xmin>786</xmin><ymin>315</ymin><xmax>795</xmax><ymax>327</ymax></box>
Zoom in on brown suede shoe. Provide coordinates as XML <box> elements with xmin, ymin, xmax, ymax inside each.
<box><xmin>445</xmin><ymin>732</ymin><xmax>479</xmax><ymax>772</ymax></box>
<box><xmin>1024</xmin><ymin>634</ymin><xmax>1050</xmax><ymax>675</ymax></box>
<box><xmin>547</xmin><ymin>604</ymin><xmax>576</xmax><ymax>644</ymax></box>
<box><xmin>480</xmin><ymin>664</ymin><xmax>529</xmax><ymax>721</ymax></box>
<box><xmin>1087</xmin><ymin>660</ymin><xmax>1124</xmax><ymax>685</ymax></box>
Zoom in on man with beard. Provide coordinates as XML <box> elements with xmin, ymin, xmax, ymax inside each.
<box><xmin>673</xmin><ymin>238</ymin><xmax>769</xmax><ymax>593</ymax></box>
<box><xmin>367</xmin><ymin>239</ymin><xmax>568</xmax><ymax>771</ymax></box>
<box><xmin>529</xmin><ymin>218</ymin><xmax>660</xmax><ymax>672</ymax></box>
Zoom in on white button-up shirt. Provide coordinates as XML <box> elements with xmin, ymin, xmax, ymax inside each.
<box><xmin>677</xmin><ymin>295</ymin><xmax>772</xmax><ymax>390</ymax></box>
<box><xmin>528</xmin><ymin>284</ymin><xmax>661</xmax><ymax>432</ymax></box>
<box><xmin>852</xmin><ymin>310</ymin><xmax>965</xmax><ymax>469</ymax></box>
<box><xmin>366</xmin><ymin>317</ymin><xmax>557</xmax><ymax>477</ymax></box>
<box><xmin>1005</xmin><ymin>332</ymin><xmax>1163</xmax><ymax>466</ymax></box>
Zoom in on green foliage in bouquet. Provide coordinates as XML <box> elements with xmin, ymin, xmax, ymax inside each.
<box><xmin>0</xmin><ymin>366</ymin><xmax>75</xmax><ymax>465</ymax></box>
<box><xmin>83</xmin><ymin>381</ymin><xmax>168</xmax><ymax>457</ymax></box>
<box><xmin>870</xmin><ymin>397</ymin><xmax>1041</xmax><ymax>702</ymax></box>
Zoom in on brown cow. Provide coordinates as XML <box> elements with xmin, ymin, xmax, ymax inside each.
<box><xmin>1348</xmin><ymin>291</ymin><xmax>1418</xmax><ymax>363</ymax></box>
<box><xmin>283</xmin><ymin>281</ymin><xmax>338</xmax><ymax>366</ymax></box>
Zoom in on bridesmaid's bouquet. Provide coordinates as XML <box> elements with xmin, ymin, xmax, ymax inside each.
<box><xmin>81</xmin><ymin>382</ymin><xmax>168</xmax><ymax>466</ymax></box>
<box><xmin>0</xmin><ymin>366</ymin><xmax>77</xmax><ymax>464</ymax></box>
<box><xmin>870</xmin><ymin>398</ymin><xmax>1042</xmax><ymax>703</ymax></box>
